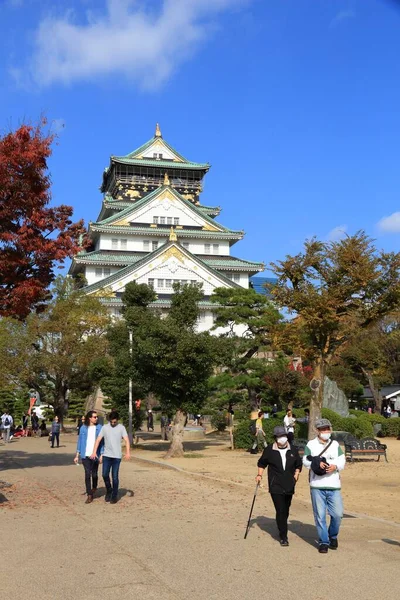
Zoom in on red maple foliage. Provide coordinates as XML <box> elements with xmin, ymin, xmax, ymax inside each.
<box><xmin>0</xmin><ymin>120</ymin><xmax>85</xmax><ymax>319</ymax></box>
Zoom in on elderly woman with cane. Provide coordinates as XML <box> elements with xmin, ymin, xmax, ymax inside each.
<box><xmin>255</xmin><ymin>426</ymin><xmax>302</xmax><ymax>546</ymax></box>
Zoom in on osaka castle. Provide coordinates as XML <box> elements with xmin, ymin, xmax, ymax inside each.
<box><xmin>70</xmin><ymin>124</ymin><xmax>264</xmax><ymax>331</ymax></box>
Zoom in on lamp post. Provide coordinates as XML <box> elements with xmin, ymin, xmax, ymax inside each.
<box><xmin>128</xmin><ymin>328</ymin><xmax>133</xmax><ymax>446</ymax></box>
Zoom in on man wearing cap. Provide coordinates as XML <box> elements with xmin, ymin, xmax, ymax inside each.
<box><xmin>303</xmin><ymin>418</ymin><xmax>346</xmax><ymax>553</ymax></box>
<box><xmin>255</xmin><ymin>426</ymin><xmax>302</xmax><ymax>546</ymax></box>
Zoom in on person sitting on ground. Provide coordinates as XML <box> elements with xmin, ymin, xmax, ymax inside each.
<box><xmin>256</xmin><ymin>426</ymin><xmax>302</xmax><ymax>546</ymax></box>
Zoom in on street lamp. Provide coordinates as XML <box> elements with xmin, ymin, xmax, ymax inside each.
<box><xmin>128</xmin><ymin>328</ymin><xmax>133</xmax><ymax>446</ymax></box>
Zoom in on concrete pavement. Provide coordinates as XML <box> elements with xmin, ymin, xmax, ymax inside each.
<box><xmin>1</xmin><ymin>436</ymin><xmax>399</xmax><ymax>600</ymax></box>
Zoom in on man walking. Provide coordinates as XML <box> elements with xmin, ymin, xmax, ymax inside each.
<box><xmin>303</xmin><ymin>418</ymin><xmax>345</xmax><ymax>553</ymax></box>
<box><xmin>1</xmin><ymin>411</ymin><xmax>13</xmax><ymax>443</ymax></box>
<box><xmin>74</xmin><ymin>411</ymin><xmax>103</xmax><ymax>504</ymax></box>
<box><xmin>91</xmin><ymin>411</ymin><xmax>130</xmax><ymax>504</ymax></box>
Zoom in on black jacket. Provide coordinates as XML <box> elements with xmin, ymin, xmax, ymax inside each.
<box><xmin>257</xmin><ymin>443</ymin><xmax>302</xmax><ymax>495</ymax></box>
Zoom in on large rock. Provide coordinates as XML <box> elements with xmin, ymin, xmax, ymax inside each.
<box><xmin>323</xmin><ymin>376</ymin><xmax>349</xmax><ymax>417</ymax></box>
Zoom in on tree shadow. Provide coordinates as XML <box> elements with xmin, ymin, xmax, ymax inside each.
<box><xmin>0</xmin><ymin>450</ymin><xmax>74</xmax><ymax>470</ymax></box>
<box><xmin>250</xmin><ymin>515</ymin><xmax>317</xmax><ymax>548</ymax></box>
<box><xmin>134</xmin><ymin>436</ymin><xmax>229</xmax><ymax>454</ymax></box>
<box><xmin>0</xmin><ymin>493</ymin><xmax>8</xmax><ymax>504</ymax></box>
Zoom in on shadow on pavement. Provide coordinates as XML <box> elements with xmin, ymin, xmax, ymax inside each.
<box><xmin>0</xmin><ymin>450</ymin><xmax>73</xmax><ymax>470</ymax></box>
<box><xmin>382</xmin><ymin>538</ymin><xmax>400</xmax><ymax>547</ymax></box>
<box><xmin>0</xmin><ymin>493</ymin><xmax>8</xmax><ymax>504</ymax></box>
<box><xmin>251</xmin><ymin>515</ymin><xmax>317</xmax><ymax>548</ymax></box>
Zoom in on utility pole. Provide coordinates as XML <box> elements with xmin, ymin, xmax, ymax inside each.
<box><xmin>128</xmin><ymin>329</ymin><xmax>133</xmax><ymax>446</ymax></box>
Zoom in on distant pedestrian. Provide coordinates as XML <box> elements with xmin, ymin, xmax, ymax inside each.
<box><xmin>51</xmin><ymin>416</ymin><xmax>61</xmax><ymax>448</ymax></box>
<box><xmin>31</xmin><ymin>411</ymin><xmax>39</xmax><ymax>435</ymax></box>
<box><xmin>160</xmin><ymin>414</ymin><xmax>170</xmax><ymax>440</ymax></box>
<box><xmin>91</xmin><ymin>411</ymin><xmax>130</xmax><ymax>504</ymax></box>
<box><xmin>386</xmin><ymin>405</ymin><xmax>392</xmax><ymax>418</ymax></box>
<box><xmin>147</xmin><ymin>409</ymin><xmax>154</xmax><ymax>432</ymax></box>
<box><xmin>272</xmin><ymin>404</ymin><xmax>278</xmax><ymax>418</ymax></box>
<box><xmin>250</xmin><ymin>411</ymin><xmax>267</xmax><ymax>454</ymax></box>
<box><xmin>303</xmin><ymin>418</ymin><xmax>346</xmax><ymax>553</ymax></box>
<box><xmin>1</xmin><ymin>412</ymin><xmax>13</xmax><ymax>443</ymax></box>
<box><xmin>74</xmin><ymin>411</ymin><xmax>103</xmax><ymax>504</ymax></box>
<box><xmin>22</xmin><ymin>413</ymin><xmax>29</xmax><ymax>436</ymax></box>
<box><xmin>283</xmin><ymin>409</ymin><xmax>296</xmax><ymax>444</ymax></box>
<box><xmin>256</xmin><ymin>426</ymin><xmax>302</xmax><ymax>546</ymax></box>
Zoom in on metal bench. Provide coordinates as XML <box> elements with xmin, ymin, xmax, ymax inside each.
<box><xmin>344</xmin><ymin>436</ymin><xmax>388</xmax><ymax>463</ymax></box>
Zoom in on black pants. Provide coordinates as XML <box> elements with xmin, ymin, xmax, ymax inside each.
<box><xmin>287</xmin><ymin>432</ymin><xmax>294</xmax><ymax>444</ymax></box>
<box><xmin>270</xmin><ymin>493</ymin><xmax>293</xmax><ymax>539</ymax></box>
<box><xmin>81</xmin><ymin>458</ymin><xmax>99</xmax><ymax>495</ymax></box>
<box><xmin>51</xmin><ymin>432</ymin><xmax>59</xmax><ymax>447</ymax></box>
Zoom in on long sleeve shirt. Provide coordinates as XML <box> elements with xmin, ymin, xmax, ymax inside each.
<box><xmin>303</xmin><ymin>437</ymin><xmax>345</xmax><ymax>490</ymax></box>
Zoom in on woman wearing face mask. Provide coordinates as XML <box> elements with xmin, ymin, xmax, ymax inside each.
<box><xmin>255</xmin><ymin>426</ymin><xmax>302</xmax><ymax>546</ymax></box>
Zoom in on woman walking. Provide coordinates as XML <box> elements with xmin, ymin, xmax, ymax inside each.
<box><xmin>74</xmin><ymin>411</ymin><xmax>103</xmax><ymax>504</ymax></box>
<box><xmin>51</xmin><ymin>416</ymin><xmax>61</xmax><ymax>448</ymax></box>
<box><xmin>255</xmin><ymin>426</ymin><xmax>302</xmax><ymax>546</ymax></box>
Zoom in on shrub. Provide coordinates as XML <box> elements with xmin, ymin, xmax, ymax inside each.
<box><xmin>210</xmin><ymin>411</ymin><xmax>227</xmax><ymax>432</ymax></box>
<box><xmin>233</xmin><ymin>412</ymin><xmax>309</xmax><ymax>449</ymax></box>
<box><xmin>380</xmin><ymin>418</ymin><xmax>400</xmax><ymax>438</ymax></box>
<box><xmin>349</xmin><ymin>410</ymin><xmax>386</xmax><ymax>425</ymax></box>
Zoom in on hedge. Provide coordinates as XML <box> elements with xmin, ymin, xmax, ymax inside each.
<box><xmin>380</xmin><ymin>418</ymin><xmax>400</xmax><ymax>438</ymax></box>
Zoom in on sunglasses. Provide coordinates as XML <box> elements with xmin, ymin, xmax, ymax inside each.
<box><xmin>91</xmin><ymin>416</ymin><xmax>98</xmax><ymax>419</ymax></box>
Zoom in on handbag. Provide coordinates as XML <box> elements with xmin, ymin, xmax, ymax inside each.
<box><xmin>307</xmin><ymin>440</ymin><xmax>333</xmax><ymax>476</ymax></box>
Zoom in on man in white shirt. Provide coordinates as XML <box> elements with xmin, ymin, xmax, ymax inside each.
<box><xmin>303</xmin><ymin>418</ymin><xmax>346</xmax><ymax>553</ymax></box>
<box><xmin>91</xmin><ymin>411</ymin><xmax>130</xmax><ymax>504</ymax></box>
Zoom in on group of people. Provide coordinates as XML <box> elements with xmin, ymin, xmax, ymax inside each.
<box><xmin>255</xmin><ymin>418</ymin><xmax>345</xmax><ymax>553</ymax></box>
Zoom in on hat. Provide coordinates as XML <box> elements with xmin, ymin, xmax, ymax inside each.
<box><xmin>273</xmin><ymin>426</ymin><xmax>287</xmax><ymax>438</ymax></box>
<box><xmin>315</xmin><ymin>418</ymin><xmax>332</xmax><ymax>429</ymax></box>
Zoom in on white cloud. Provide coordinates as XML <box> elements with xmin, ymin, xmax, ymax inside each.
<box><xmin>330</xmin><ymin>9</ymin><xmax>355</xmax><ymax>28</ymax></box>
<box><xmin>377</xmin><ymin>212</ymin><xmax>400</xmax><ymax>234</ymax></box>
<box><xmin>326</xmin><ymin>225</ymin><xmax>347</xmax><ymax>242</ymax></box>
<box><xmin>14</xmin><ymin>0</ymin><xmax>250</xmax><ymax>89</ymax></box>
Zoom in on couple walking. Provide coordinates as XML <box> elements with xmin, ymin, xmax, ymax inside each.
<box><xmin>75</xmin><ymin>410</ymin><xmax>130</xmax><ymax>504</ymax></box>
<box><xmin>255</xmin><ymin>418</ymin><xmax>345</xmax><ymax>552</ymax></box>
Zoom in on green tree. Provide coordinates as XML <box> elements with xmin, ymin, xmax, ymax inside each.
<box><xmin>270</xmin><ymin>232</ymin><xmax>400</xmax><ymax>432</ymax></box>
<box><xmin>121</xmin><ymin>281</ymin><xmax>220</xmax><ymax>457</ymax></box>
<box><xmin>209</xmin><ymin>287</ymin><xmax>282</xmax><ymax>410</ymax></box>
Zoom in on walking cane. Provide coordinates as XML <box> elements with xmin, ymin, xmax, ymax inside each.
<box><xmin>244</xmin><ymin>482</ymin><xmax>260</xmax><ymax>539</ymax></box>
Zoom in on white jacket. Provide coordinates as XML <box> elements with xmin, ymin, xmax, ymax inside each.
<box><xmin>303</xmin><ymin>437</ymin><xmax>345</xmax><ymax>489</ymax></box>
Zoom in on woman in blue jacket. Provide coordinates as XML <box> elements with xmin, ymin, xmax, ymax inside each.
<box><xmin>74</xmin><ymin>411</ymin><xmax>103</xmax><ymax>504</ymax></box>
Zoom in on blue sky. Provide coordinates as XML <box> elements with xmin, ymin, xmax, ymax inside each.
<box><xmin>1</xmin><ymin>0</ymin><xmax>399</xmax><ymax>275</ymax></box>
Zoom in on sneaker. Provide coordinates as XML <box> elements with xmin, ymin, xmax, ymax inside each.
<box><xmin>318</xmin><ymin>544</ymin><xmax>329</xmax><ymax>554</ymax></box>
<box><xmin>110</xmin><ymin>497</ymin><xmax>118</xmax><ymax>504</ymax></box>
<box><xmin>85</xmin><ymin>495</ymin><xmax>93</xmax><ymax>504</ymax></box>
<box><xmin>105</xmin><ymin>491</ymin><xmax>112</xmax><ymax>503</ymax></box>
<box><xmin>280</xmin><ymin>538</ymin><xmax>289</xmax><ymax>547</ymax></box>
<box><xmin>329</xmin><ymin>538</ymin><xmax>338</xmax><ymax>550</ymax></box>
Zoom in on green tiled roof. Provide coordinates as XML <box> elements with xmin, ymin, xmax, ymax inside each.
<box><xmin>112</xmin><ymin>135</ymin><xmax>210</xmax><ymax>170</ymax></box>
<box><xmin>74</xmin><ymin>250</ymin><xmax>263</xmax><ymax>272</ymax></box>
<box><xmin>89</xmin><ymin>224</ymin><xmax>244</xmax><ymax>240</ymax></box>
<box><xmin>81</xmin><ymin>242</ymin><xmax>241</xmax><ymax>296</ymax></box>
<box><xmin>100</xmin><ymin>297</ymin><xmax>218</xmax><ymax>309</ymax></box>
<box><xmin>95</xmin><ymin>185</ymin><xmax>227</xmax><ymax>232</ymax></box>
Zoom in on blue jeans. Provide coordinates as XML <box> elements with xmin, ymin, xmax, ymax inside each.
<box><xmin>102</xmin><ymin>457</ymin><xmax>121</xmax><ymax>499</ymax></box>
<box><xmin>310</xmin><ymin>488</ymin><xmax>343</xmax><ymax>545</ymax></box>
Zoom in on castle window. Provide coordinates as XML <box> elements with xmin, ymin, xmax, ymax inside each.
<box><xmin>160</xmin><ymin>217</ymin><xmax>166</xmax><ymax>225</ymax></box>
<box><xmin>167</xmin><ymin>217</ymin><xmax>173</xmax><ymax>225</ymax></box>
<box><xmin>111</xmin><ymin>238</ymin><xmax>118</xmax><ymax>250</ymax></box>
<box><xmin>103</xmin><ymin>268</ymin><xmax>111</xmax><ymax>277</ymax></box>
<box><xmin>204</xmin><ymin>243</ymin><xmax>211</xmax><ymax>254</ymax></box>
<box><xmin>153</xmin><ymin>153</ymin><xmax>157</xmax><ymax>158</ymax></box>
<box><xmin>95</xmin><ymin>268</ymin><xmax>102</xmax><ymax>278</ymax></box>
<box><xmin>174</xmin><ymin>217</ymin><xmax>179</xmax><ymax>225</ymax></box>
<box><xmin>213</xmin><ymin>244</ymin><xmax>219</xmax><ymax>255</ymax></box>
<box><xmin>158</xmin><ymin>279</ymin><xmax>164</xmax><ymax>288</ymax></box>
<box><xmin>166</xmin><ymin>279</ymin><xmax>172</xmax><ymax>288</ymax></box>
<box><xmin>120</xmin><ymin>239</ymin><xmax>127</xmax><ymax>250</ymax></box>
<box><xmin>153</xmin><ymin>216</ymin><xmax>159</xmax><ymax>225</ymax></box>
<box><xmin>148</xmin><ymin>279</ymin><xmax>154</xmax><ymax>288</ymax></box>
<box><xmin>143</xmin><ymin>240</ymin><xmax>150</xmax><ymax>251</ymax></box>
<box><xmin>152</xmin><ymin>241</ymin><xmax>159</xmax><ymax>251</ymax></box>
<box><xmin>158</xmin><ymin>153</ymin><xmax>163</xmax><ymax>159</ymax></box>
<box><xmin>182</xmin><ymin>242</ymin><xmax>189</xmax><ymax>249</ymax></box>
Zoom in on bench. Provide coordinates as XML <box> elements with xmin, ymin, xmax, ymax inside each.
<box><xmin>344</xmin><ymin>436</ymin><xmax>388</xmax><ymax>463</ymax></box>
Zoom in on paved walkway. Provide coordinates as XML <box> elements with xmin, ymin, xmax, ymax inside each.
<box><xmin>1</xmin><ymin>437</ymin><xmax>399</xmax><ymax>600</ymax></box>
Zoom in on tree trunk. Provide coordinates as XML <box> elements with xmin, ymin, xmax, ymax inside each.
<box><xmin>308</xmin><ymin>359</ymin><xmax>325</xmax><ymax>439</ymax></box>
<box><xmin>362</xmin><ymin>369</ymin><xmax>382</xmax><ymax>414</ymax></box>
<box><xmin>248</xmin><ymin>388</ymin><xmax>259</xmax><ymax>412</ymax></box>
<box><xmin>164</xmin><ymin>409</ymin><xmax>186</xmax><ymax>458</ymax></box>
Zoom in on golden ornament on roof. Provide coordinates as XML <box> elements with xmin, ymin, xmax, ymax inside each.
<box><xmin>163</xmin><ymin>172</ymin><xmax>170</xmax><ymax>186</ymax></box>
<box><xmin>169</xmin><ymin>227</ymin><xmax>177</xmax><ymax>242</ymax></box>
<box><xmin>155</xmin><ymin>123</ymin><xmax>162</xmax><ymax>138</ymax></box>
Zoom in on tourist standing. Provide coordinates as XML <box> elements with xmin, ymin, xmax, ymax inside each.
<box><xmin>31</xmin><ymin>411</ymin><xmax>39</xmax><ymax>435</ymax></box>
<box><xmin>283</xmin><ymin>409</ymin><xmax>296</xmax><ymax>444</ymax></box>
<box><xmin>250</xmin><ymin>411</ymin><xmax>267</xmax><ymax>454</ymax></box>
<box><xmin>256</xmin><ymin>426</ymin><xmax>302</xmax><ymax>546</ymax></box>
<box><xmin>147</xmin><ymin>409</ymin><xmax>154</xmax><ymax>432</ymax></box>
<box><xmin>303</xmin><ymin>418</ymin><xmax>346</xmax><ymax>553</ymax></box>
<box><xmin>1</xmin><ymin>412</ymin><xmax>13</xmax><ymax>443</ymax></box>
<box><xmin>22</xmin><ymin>413</ymin><xmax>29</xmax><ymax>436</ymax></box>
<box><xmin>74</xmin><ymin>411</ymin><xmax>103</xmax><ymax>504</ymax></box>
<box><xmin>51</xmin><ymin>416</ymin><xmax>61</xmax><ymax>448</ymax></box>
<box><xmin>91</xmin><ymin>411</ymin><xmax>130</xmax><ymax>504</ymax></box>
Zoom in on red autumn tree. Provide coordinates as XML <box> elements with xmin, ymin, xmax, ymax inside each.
<box><xmin>0</xmin><ymin>120</ymin><xmax>85</xmax><ymax>319</ymax></box>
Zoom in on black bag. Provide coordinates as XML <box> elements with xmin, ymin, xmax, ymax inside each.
<box><xmin>249</xmin><ymin>421</ymin><xmax>257</xmax><ymax>435</ymax></box>
<box><xmin>307</xmin><ymin>440</ymin><xmax>333</xmax><ymax>475</ymax></box>
<box><xmin>4</xmin><ymin>417</ymin><xmax>10</xmax><ymax>427</ymax></box>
